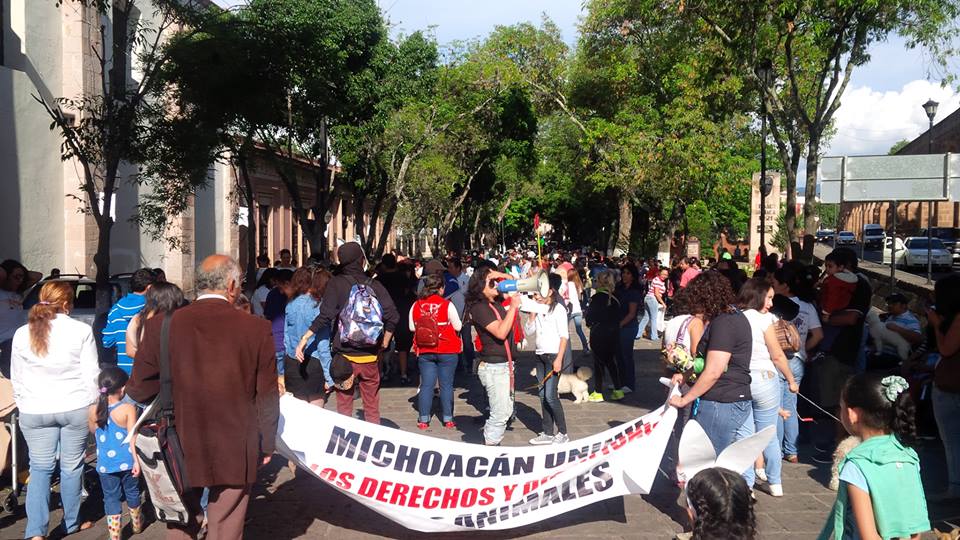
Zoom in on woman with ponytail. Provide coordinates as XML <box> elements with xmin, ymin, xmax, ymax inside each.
<box><xmin>819</xmin><ymin>373</ymin><xmax>930</xmax><ymax>539</ymax></box>
<box><xmin>10</xmin><ymin>281</ymin><xmax>98</xmax><ymax>539</ymax></box>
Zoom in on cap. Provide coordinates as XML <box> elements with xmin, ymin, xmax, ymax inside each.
<box><xmin>722</xmin><ymin>252</ymin><xmax>733</xmax><ymax>260</ymax></box>
<box><xmin>424</xmin><ymin>259</ymin><xmax>445</xmax><ymax>274</ymax></box>
<box><xmin>885</xmin><ymin>293</ymin><xmax>908</xmax><ymax>304</ymax></box>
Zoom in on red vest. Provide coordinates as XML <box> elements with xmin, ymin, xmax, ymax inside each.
<box><xmin>412</xmin><ymin>295</ymin><xmax>462</xmax><ymax>355</ymax></box>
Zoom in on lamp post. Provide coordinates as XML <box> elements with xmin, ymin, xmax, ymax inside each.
<box><xmin>757</xmin><ymin>60</ymin><xmax>773</xmax><ymax>253</ymax></box>
<box><xmin>923</xmin><ymin>98</ymin><xmax>938</xmax><ymax>284</ymax></box>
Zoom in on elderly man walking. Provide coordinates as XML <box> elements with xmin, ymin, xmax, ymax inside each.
<box><xmin>128</xmin><ymin>255</ymin><xmax>279</xmax><ymax>539</ymax></box>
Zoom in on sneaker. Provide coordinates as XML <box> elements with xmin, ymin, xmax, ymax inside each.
<box><xmin>587</xmin><ymin>392</ymin><xmax>605</xmax><ymax>403</ymax></box>
<box><xmin>754</xmin><ymin>468</ymin><xmax>768</xmax><ymax>482</ymax></box>
<box><xmin>619</xmin><ymin>386</ymin><xmax>633</xmax><ymax>394</ymax></box>
<box><xmin>553</xmin><ymin>433</ymin><xmax>570</xmax><ymax>444</ymax></box>
<box><xmin>443</xmin><ymin>421</ymin><xmax>456</xmax><ymax>429</ymax></box>
<box><xmin>609</xmin><ymin>389</ymin><xmax>625</xmax><ymax>401</ymax></box>
<box><xmin>529</xmin><ymin>433</ymin><xmax>555</xmax><ymax>445</ymax></box>
<box><xmin>400</xmin><ymin>376</ymin><xmax>410</xmax><ymax>385</ymax></box>
<box><xmin>767</xmin><ymin>484</ymin><xmax>783</xmax><ymax>497</ymax></box>
<box><xmin>417</xmin><ymin>422</ymin><xmax>429</xmax><ymax>430</ymax></box>
<box><xmin>783</xmin><ymin>454</ymin><xmax>799</xmax><ymax>464</ymax></box>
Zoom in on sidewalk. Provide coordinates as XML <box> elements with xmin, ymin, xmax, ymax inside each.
<box><xmin>1</xmin><ymin>339</ymin><xmax>956</xmax><ymax>539</ymax></box>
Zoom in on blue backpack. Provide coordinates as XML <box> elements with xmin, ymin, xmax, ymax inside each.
<box><xmin>338</xmin><ymin>278</ymin><xmax>384</xmax><ymax>348</ymax></box>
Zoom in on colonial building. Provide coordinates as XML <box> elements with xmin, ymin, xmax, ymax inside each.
<box><xmin>840</xmin><ymin>107</ymin><xmax>960</xmax><ymax>236</ymax></box>
<box><xmin>1</xmin><ymin>1</ymin><xmax>395</xmax><ymax>295</ymax></box>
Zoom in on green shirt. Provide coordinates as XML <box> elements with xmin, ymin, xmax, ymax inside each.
<box><xmin>819</xmin><ymin>434</ymin><xmax>929</xmax><ymax>539</ymax></box>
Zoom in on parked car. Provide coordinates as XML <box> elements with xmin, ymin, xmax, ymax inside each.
<box><xmin>881</xmin><ymin>237</ymin><xmax>953</xmax><ymax>270</ymax></box>
<box><xmin>836</xmin><ymin>231</ymin><xmax>857</xmax><ymax>246</ymax></box>
<box><xmin>919</xmin><ymin>227</ymin><xmax>960</xmax><ymax>265</ymax></box>
<box><xmin>21</xmin><ymin>274</ymin><xmax>124</xmax><ymax>327</ymax></box>
<box><xmin>816</xmin><ymin>229</ymin><xmax>836</xmax><ymax>243</ymax></box>
<box><xmin>862</xmin><ymin>224</ymin><xmax>885</xmax><ymax>249</ymax></box>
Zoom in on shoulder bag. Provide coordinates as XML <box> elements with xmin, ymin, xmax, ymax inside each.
<box><xmin>134</xmin><ymin>314</ymin><xmax>191</xmax><ymax>524</ymax></box>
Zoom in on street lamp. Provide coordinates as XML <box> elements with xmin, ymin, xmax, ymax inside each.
<box><xmin>757</xmin><ymin>60</ymin><xmax>773</xmax><ymax>252</ymax></box>
<box><xmin>923</xmin><ymin>98</ymin><xmax>938</xmax><ymax>284</ymax></box>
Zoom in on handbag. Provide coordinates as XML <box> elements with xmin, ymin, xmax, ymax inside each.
<box><xmin>134</xmin><ymin>314</ymin><xmax>191</xmax><ymax>524</ymax></box>
<box><xmin>774</xmin><ymin>318</ymin><xmax>802</xmax><ymax>356</ymax></box>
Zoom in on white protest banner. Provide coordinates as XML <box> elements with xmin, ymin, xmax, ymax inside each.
<box><xmin>276</xmin><ymin>394</ymin><xmax>678</xmax><ymax>532</ymax></box>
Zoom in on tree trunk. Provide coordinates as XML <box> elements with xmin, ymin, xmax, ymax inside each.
<box><xmin>237</xmin><ymin>152</ymin><xmax>258</xmax><ymax>294</ymax></box>
<box><xmin>93</xmin><ymin>215</ymin><xmax>113</xmax><ymax>360</ymax></box>
<box><xmin>374</xmin><ymin>199</ymin><xmax>398</xmax><ymax>259</ymax></box>
<box><xmin>804</xmin><ymin>136</ymin><xmax>821</xmax><ymax>235</ymax></box>
<box><xmin>613</xmin><ymin>190</ymin><xmax>632</xmax><ymax>256</ymax></box>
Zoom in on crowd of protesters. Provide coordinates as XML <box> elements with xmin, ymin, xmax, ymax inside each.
<box><xmin>0</xmin><ymin>237</ymin><xmax>957</xmax><ymax>540</ymax></box>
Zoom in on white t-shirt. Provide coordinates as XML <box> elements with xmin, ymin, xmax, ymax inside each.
<box><xmin>11</xmin><ymin>314</ymin><xmax>100</xmax><ymax>414</ymax></box>
<box><xmin>0</xmin><ymin>290</ymin><xmax>24</xmax><ymax>341</ymax></box>
<box><xmin>251</xmin><ymin>285</ymin><xmax>270</xmax><ymax>318</ymax></box>
<box><xmin>564</xmin><ymin>281</ymin><xmax>582</xmax><ymax>315</ymax></box>
<box><xmin>789</xmin><ymin>296</ymin><xmax>821</xmax><ymax>361</ymax></box>
<box><xmin>742</xmin><ymin>309</ymin><xmax>777</xmax><ymax>372</ymax></box>
<box><xmin>664</xmin><ymin>314</ymin><xmax>695</xmax><ymax>350</ymax></box>
<box><xmin>520</xmin><ymin>297</ymin><xmax>570</xmax><ymax>355</ymax></box>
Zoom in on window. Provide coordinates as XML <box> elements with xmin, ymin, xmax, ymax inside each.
<box><xmin>258</xmin><ymin>204</ymin><xmax>270</xmax><ymax>259</ymax></box>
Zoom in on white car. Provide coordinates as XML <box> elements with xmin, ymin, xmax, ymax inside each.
<box><xmin>882</xmin><ymin>237</ymin><xmax>953</xmax><ymax>270</ymax></box>
<box><xmin>836</xmin><ymin>231</ymin><xmax>857</xmax><ymax>246</ymax></box>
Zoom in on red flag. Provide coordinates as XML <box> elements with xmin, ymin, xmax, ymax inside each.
<box><xmin>534</xmin><ymin>213</ymin><xmax>540</xmax><ymax>230</ymax></box>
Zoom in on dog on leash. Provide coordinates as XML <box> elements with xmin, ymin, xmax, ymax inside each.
<box><xmin>829</xmin><ymin>436</ymin><xmax>862</xmax><ymax>491</ymax></box>
<box><xmin>866</xmin><ymin>308</ymin><xmax>911</xmax><ymax>360</ymax></box>
<box><xmin>529</xmin><ymin>366</ymin><xmax>593</xmax><ymax>403</ymax></box>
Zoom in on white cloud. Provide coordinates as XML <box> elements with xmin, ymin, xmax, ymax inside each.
<box><xmin>826</xmin><ymin>80</ymin><xmax>960</xmax><ymax>157</ymax></box>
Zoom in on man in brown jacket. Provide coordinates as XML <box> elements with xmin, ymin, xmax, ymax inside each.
<box><xmin>128</xmin><ymin>255</ymin><xmax>279</xmax><ymax>539</ymax></box>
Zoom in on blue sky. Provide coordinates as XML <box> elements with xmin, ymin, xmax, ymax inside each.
<box><xmin>215</xmin><ymin>0</ymin><xmax>959</xmax><ymax>157</ymax></box>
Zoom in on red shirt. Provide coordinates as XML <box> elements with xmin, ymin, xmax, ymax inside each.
<box><xmin>411</xmin><ymin>295</ymin><xmax>462</xmax><ymax>355</ymax></box>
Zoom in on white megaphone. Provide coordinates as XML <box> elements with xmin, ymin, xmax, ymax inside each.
<box><xmin>497</xmin><ymin>271</ymin><xmax>550</xmax><ymax>297</ymax></box>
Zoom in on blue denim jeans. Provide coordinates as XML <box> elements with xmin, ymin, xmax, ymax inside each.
<box><xmin>744</xmin><ymin>370</ymin><xmax>783</xmax><ymax>487</ymax></box>
<box><xmin>617</xmin><ymin>322</ymin><xmax>639</xmax><ymax>390</ymax></box>
<box><xmin>417</xmin><ymin>353</ymin><xmax>458</xmax><ymax>423</ymax></box>
<box><xmin>637</xmin><ymin>295</ymin><xmax>661</xmax><ymax>340</ymax></box>
<box><xmin>777</xmin><ymin>355</ymin><xmax>805</xmax><ymax>457</ymax></box>
<box><xmin>477</xmin><ymin>361</ymin><xmax>513</xmax><ymax>445</ymax></box>
<box><xmin>694</xmin><ymin>399</ymin><xmax>752</xmax><ymax>458</ymax></box>
<box><xmin>99</xmin><ymin>471</ymin><xmax>140</xmax><ymax>515</ymax></box>
<box><xmin>19</xmin><ymin>407</ymin><xmax>90</xmax><ymax>538</ymax></box>
<box><xmin>933</xmin><ymin>387</ymin><xmax>960</xmax><ymax>495</ymax></box>
<box><xmin>275</xmin><ymin>350</ymin><xmax>285</xmax><ymax>376</ymax></box>
<box><xmin>570</xmin><ymin>312</ymin><xmax>590</xmax><ymax>353</ymax></box>
<box><xmin>314</xmin><ymin>326</ymin><xmax>334</xmax><ymax>387</ymax></box>
<box><xmin>536</xmin><ymin>356</ymin><xmax>567</xmax><ymax>436</ymax></box>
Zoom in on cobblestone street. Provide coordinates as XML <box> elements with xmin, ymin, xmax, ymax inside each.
<box><xmin>2</xmin><ymin>340</ymin><xmax>957</xmax><ymax>539</ymax></box>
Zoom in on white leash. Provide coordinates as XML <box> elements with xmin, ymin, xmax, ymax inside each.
<box><xmin>797</xmin><ymin>392</ymin><xmax>842</xmax><ymax>424</ymax></box>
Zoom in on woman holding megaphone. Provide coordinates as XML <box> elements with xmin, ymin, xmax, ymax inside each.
<box><xmin>465</xmin><ymin>266</ymin><xmax>521</xmax><ymax>446</ymax></box>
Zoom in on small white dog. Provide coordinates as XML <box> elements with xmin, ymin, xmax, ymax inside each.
<box><xmin>866</xmin><ymin>308</ymin><xmax>911</xmax><ymax>360</ymax></box>
<box><xmin>529</xmin><ymin>366</ymin><xmax>594</xmax><ymax>403</ymax></box>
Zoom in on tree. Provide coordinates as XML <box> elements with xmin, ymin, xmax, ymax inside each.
<box><xmin>678</xmin><ymin>0</ymin><xmax>960</xmax><ymax>239</ymax></box>
<box><xmin>239</xmin><ymin>0</ymin><xmax>385</xmax><ymax>260</ymax></box>
<box><xmin>888</xmin><ymin>139</ymin><xmax>910</xmax><ymax>155</ymax></box>
<box><xmin>37</xmin><ymin>0</ymin><xmax>213</xmax><ymax>324</ymax></box>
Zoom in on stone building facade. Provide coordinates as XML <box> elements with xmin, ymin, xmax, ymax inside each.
<box><xmin>1</xmin><ymin>1</ymin><xmax>394</xmax><ymax>295</ymax></box>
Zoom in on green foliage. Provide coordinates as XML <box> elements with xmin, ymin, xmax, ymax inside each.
<box><xmin>888</xmin><ymin>139</ymin><xmax>910</xmax><ymax>155</ymax></box>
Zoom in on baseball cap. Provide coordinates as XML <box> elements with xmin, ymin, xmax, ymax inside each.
<box><xmin>424</xmin><ymin>259</ymin><xmax>445</xmax><ymax>274</ymax></box>
<box><xmin>722</xmin><ymin>252</ymin><xmax>733</xmax><ymax>260</ymax></box>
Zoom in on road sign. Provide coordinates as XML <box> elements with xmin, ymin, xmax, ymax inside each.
<box><xmin>818</xmin><ymin>154</ymin><xmax>959</xmax><ymax>203</ymax></box>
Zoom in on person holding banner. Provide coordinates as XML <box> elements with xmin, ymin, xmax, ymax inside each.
<box><xmin>667</xmin><ymin>273</ymin><xmax>753</xmax><ymax>457</ymax></box>
<box><xmin>521</xmin><ymin>273</ymin><xmax>570</xmax><ymax>445</ymax></box>
<box><xmin>466</xmin><ymin>266</ymin><xmax>520</xmax><ymax>446</ymax></box>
